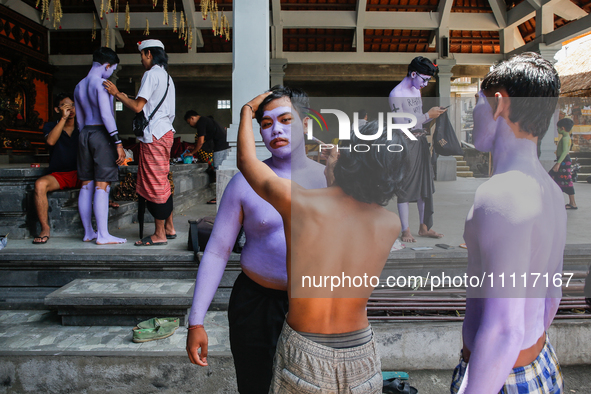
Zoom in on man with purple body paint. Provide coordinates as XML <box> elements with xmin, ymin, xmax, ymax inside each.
<box><xmin>74</xmin><ymin>47</ymin><xmax>126</xmax><ymax>245</ymax></box>
<box><xmin>450</xmin><ymin>53</ymin><xmax>565</xmax><ymax>393</ymax></box>
<box><xmin>186</xmin><ymin>86</ymin><xmax>326</xmax><ymax>393</ymax></box>
<box><xmin>389</xmin><ymin>57</ymin><xmax>446</xmax><ymax>243</ymax></box>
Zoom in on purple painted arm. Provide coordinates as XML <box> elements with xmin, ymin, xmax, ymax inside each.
<box><xmin>188</xmin><ymin>176</ymin><xmax>244</xmax><ymax>326</ymax></box>
<box><xmin>97</xmin><ymin>82</ymin><xmax>118</xmax><ymax>135</ymax></box>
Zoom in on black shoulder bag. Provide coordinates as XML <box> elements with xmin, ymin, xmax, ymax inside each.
<box><xmin>132</xmin><ymin>72</ymin><xmax>170</xmax><ymax>137</ymax></box>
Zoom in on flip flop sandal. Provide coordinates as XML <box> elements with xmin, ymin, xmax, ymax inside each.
<box><xmin>166</xmin><ymin>234</ymin><xmax>177</xmax><ymax>239</ymax></box>
<box><xmin>383</xmin><ymin>378</ymin><xmax>418</xmax><ymax>394</ymax></box>
<box><xmin>565</xmin><ymin>204</ymin><xmax>578</xmax><ymax>210</ymax></box>
<box><xmin>134</xmin><ymin>236</ymin><xmax>168</xmax><ymax>246</ymax></box>
<box><xmin>32</xmin><ymin>235</ymin><xmax>49</xmax><ymax>244</ymax></box>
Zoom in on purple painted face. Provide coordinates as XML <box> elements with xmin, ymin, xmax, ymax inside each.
<box><xmin>260</xmin><ymin>97</ymin><xmax>305</xmax><ymax>159</ymax></box>
<box><xmin>411</xmin><ymin>72</ymin><xmax>431</xmax><ymax>90</ymax></box>
<box><xmin>472</xmin><ymin>90</ymin><xmax>499</xmax><ymax>152</ymax></box>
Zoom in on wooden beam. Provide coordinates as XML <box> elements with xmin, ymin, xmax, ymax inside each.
<box><xmin>356</xmin><ymin>0</ymin><xmax>367</xmax><ymax>53</ymax></box>
<box><xmin>1</xmin><ymin>0</ymin><xmax>41</xmax><ymax>24</ymax></box>
<box><xmin>507</xmin><ymin>1</ymin><xmax>536</xmax><ymax>27</ymax></box>
<box><xmin>544</xmin><ymin>13</ymin><xmax>591</xmax><ymax>46</ymax></box>
<box><xmin>438</xmin><ymin>0</ymin><xmax>454</xmax><ymax>28</ymax></box>
<box><xmin>487</xmin><ymin>0</ymin><xmax>507</xmax><ymax>28</ymax></box>
<box><xmin>552</xmin><ymin>0</ymin><xmax>587</xmax><ymax>21</ymax></box>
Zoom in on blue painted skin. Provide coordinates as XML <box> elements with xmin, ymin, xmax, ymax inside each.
<box><xmin>186</xmin><ymin>97</ymin><xmax>326</xmax><ymax>367</ymax></box>
<box><xmin>458</xmin><ymin>91</ymin><xmax>565</xmax><ymax>393</ymax></box>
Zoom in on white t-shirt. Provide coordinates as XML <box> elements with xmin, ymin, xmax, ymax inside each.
<box><xmin>137</xmin><ymin>65</ymin><xmax>176</xmax><ymax>143</ymax></box>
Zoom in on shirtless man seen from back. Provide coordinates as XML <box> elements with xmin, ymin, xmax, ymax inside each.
<box><xmin>237</xmin><ymin>92</ymin><xmax>409</xmax><ymax>393</ymax></box>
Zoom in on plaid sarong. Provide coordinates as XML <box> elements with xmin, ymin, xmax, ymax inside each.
<box><xmin>450</xmin><ymin>334</ymin><xmax>563</xmax><ymax>394</ymax></box>
<box><xmin>137</xmin><ymin>130</ymin><xmax>173</xmax><ymax>204</ymax></box>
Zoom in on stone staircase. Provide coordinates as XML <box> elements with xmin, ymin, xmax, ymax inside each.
<box><xmin>570</xmin><ymin>151</ymin><xmax>591</xmax><ymax>182</ymax></box>
<box><xmin>453</xmin><ymin>155</ymin><xmax>474</xmax><ymax>177</ymax></box>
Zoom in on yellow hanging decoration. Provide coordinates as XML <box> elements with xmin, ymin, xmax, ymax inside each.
<box><xmin>52</xmin><ymin>0</ymin><xmax>63</xmax><ymax>29</ymax></box>
<box><xmin>105</xmin><ymin>19</ymin><xmax>110</xmax><ymax>48</ymax></box>
<box><xmin>222</xmin><ymin>13</ymin><xmax>229</xmax><ymax>41</ymax></box>
<box><xmin>200</xmin><ymin>0</ymin><xmax>209</xmax><ymax>20</ymax></box>
<box><xmin>92</xmin><ymin>13</ymin><xmax>97</xmax><ymax>41</ymax></box>
<box><xmin>114</xmin><ymin>0</ymin><xmax>119</xmax><ymax>27</ymax></box>
<box><xmin>144</xmin><ymin>17</ymin><xmax>150</xmax><ymax>35</ymax></box>
<box><xmin>163</xmin><ymin>0</ymin><xmax>168</xmax><ymax>25</ymax></box>
<box><xmin>179</xmin><ymin>11</ymin><xmax>185</xmax><ymax>39</ymax></box>
<box><xmin>188</xmin><ymin>27</ymin><xmax>193</xmax><ymax>49</ymax></box>
<box><xmin>39</xmin><ymin>0</ymin><xmax>49</xmax><ymax>21</ymax></box>
<box><xmin>153</xmin><ymin>0</ymin><xmax>158</xmax><ymax>8</ymax></box>
<box><xmin>106</xmin><ymin>0</ymin><xmax>112</xmax><ymax>14</ymax></box>
<box><xmin>124</xmin><ymin>1</ymin><xmax>130</xmax><ymax>33</ymax></box>
<box><xmin>99</xmin><ymin>0</ymin><xmax>104</xmax><ymax>19</ymax></box>
<box><xmin>184</xmin><ymin>21</ymin><xmax>189</xmax><ymax>45</ymax></box>
<box><xmin>211</xmin><ymin>10</ymin><xmax>218</xmax><ymax>36</ymax></box>
<box><xmin>172</xmin><ymin>3</ymin><xmax>177</xmax><ymax>32</ymax></box>
<box><xmin>35</xmin><ymin>0</ymin><xmax>41</xmax><ymax>9</ymax></box>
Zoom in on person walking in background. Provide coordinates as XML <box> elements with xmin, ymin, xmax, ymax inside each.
<box><xmin>549</xmin><ymin>117</ymin><xmax>578</xmax><ymax>210</ymax></box>
<box><xmin>103</xmin><ymin>39</ymin><xmax>176</xmax><ymax>246</ymax></box>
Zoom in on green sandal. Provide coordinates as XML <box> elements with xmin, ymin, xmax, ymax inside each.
<box><xmin>132</xmin><ymin>317</ymin><xmax>180</xmax><ymax>343</ymax></box>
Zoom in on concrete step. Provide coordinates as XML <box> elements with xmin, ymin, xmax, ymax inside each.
<box><xmin>570</xmin><ymin>151</ymin><xmax>591</xmax><ymax>158</ymax></box>
<box><xmin>0</xmin><ymin>310</ymin><xmax>590</xmax><ymax>394</ymax></box>
<box><xmin>452</xmin><ymin>155</ymin><xmax>464</xmax><ymax>160</ymax></box>
<box><xmin>456</xmin><ymin>161</ymin><xmax>467</xmax><ymax>166</ymax></box>
<box><xmin>457</xmin><ymin>171</ymin><xmax>474</xmax><ymax>177</ymax></box>
<box><xmin>457</xmin><ymin>166</ymin><xmax>470</xmax><ymax>171</ymax></box>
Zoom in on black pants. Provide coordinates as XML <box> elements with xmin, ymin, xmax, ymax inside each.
<box><xmin>228</xmin><ymin>272</ymin><xmax>288</xmax><ymax>394</ymax></box>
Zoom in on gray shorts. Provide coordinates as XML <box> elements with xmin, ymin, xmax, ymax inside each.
<box><xmin>269</xmin><ymin>322</ymin><xmax>382</xmax><ymax>394</ymax></box>
<box><xmin>77</xmin><ymin>125</ymin><xmax>119</xmax><ymax>183</ymax></box>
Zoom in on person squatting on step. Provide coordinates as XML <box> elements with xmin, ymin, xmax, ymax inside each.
<box><xmin>186</xmin><ymin>86</ymin><xmax>326</xmax><ymax>393</ymax></box>
<box><xmin>450</xmin><ymin>52</ymin><xmax>565</xmax><ymax>394</ymax></box>
<box><xmin>103</xmin><ymin>39</ymin><xmax>177</xmax><ymax>246</ymax></box>
<box><xmin>74</xmin><ymin>47</ymin><xmax>126</xmax><ymax>245</ymax></box>
<box><xmin>236</xmin><ymin>90</ymin><xmax>408</xmax><ymax>393</ymax></box>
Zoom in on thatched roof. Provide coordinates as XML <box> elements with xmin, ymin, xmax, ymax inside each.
<box><xmin>555</xmin><ymin>38</ymin><xmax>591</xmax><ymax>97</ymax></box>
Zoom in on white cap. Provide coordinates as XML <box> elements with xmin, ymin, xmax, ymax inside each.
<box><xmin>138</xmin><ymin>39</ymin><xmax>165</xmax><ymax>52</ymax></box>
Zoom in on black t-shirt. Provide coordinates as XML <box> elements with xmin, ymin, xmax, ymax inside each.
<box><xmin>194</xmin><ymin>116</ymin><xmax>229</xmax><ymax>153</ymax></box>
<box><xmin>43</xmin><ymin>121</ymin><xmax>79</xmax><ymax>173</ymax></box>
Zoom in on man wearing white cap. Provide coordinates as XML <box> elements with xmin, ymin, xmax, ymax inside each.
<box><xmin>104</xmin><ymin>39</ymin><xmax>177</xmax><ymax>246</ymax></box>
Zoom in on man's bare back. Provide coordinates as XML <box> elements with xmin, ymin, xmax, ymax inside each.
<box><xmin>287</xmin><ymin>185</ymin><xmax>399</xmax><ymax>334</ymax></box>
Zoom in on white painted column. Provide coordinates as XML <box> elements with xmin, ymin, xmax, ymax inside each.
<box><xmin>536</xmin><ymin>43</ymin><xmax>562</xmax><ymax>171</ymax></box>
<box><xmin>270</xmin><ymin>58</ymin><xmax>288</xmax><ymax>87</ymax></box>
<box><xmin>436</xmin><ymin>58</ymin><xmax>456</xmax><ymax>107</ymax></box>
<box><xmin>216</xmin><ymin>0</ymin><xmax>270</xmax><ymax>204</ymax></box>
<box><xmin>220</xmin><ymin>0</ymin><xmax>270</xmax><ymax>171</ymax></box>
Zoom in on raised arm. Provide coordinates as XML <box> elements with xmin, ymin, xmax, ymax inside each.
<box><xmin>186</xmin><ymin>175</ymin><xmax>244</xmax><ymax>367</ymax></box>
<box><xmin>459</xmin><ymin>187</ymin><xmax>534</xmax><ymax>394</ymax></box>
<box><xmin>236</xmin><ymin>94</ymin><xmax>292</xmax><ymax>217</ymax></box>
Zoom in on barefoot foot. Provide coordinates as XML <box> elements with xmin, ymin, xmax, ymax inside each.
<box><xmin>401</xmin><ymin>228</ymin><xmax>416</xmax><ymax>243</ymax></box>
<box><xmin>418</xmin><ymin>225</ymin><xmax>443</xmax><ymax>239</ymax></box>
<box><xmin>83</xmin><ymin>231</ymin><xmax>98</xmax><ymax>242</ymax></box>
<box><xmin>96</xmin><ymin>234</ymin><xmax>126</xmax><ymax>245</ymax></box>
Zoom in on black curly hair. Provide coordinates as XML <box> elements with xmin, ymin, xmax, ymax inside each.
<box><xmin>333</xmin><ymin>121</ymin><xmax>409</xmax><ymax>206</ymax></box>
<box><xmin>255</xmin><ymin>85</ymin><xmax>309</xmax><ymax>125</ymax></box>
